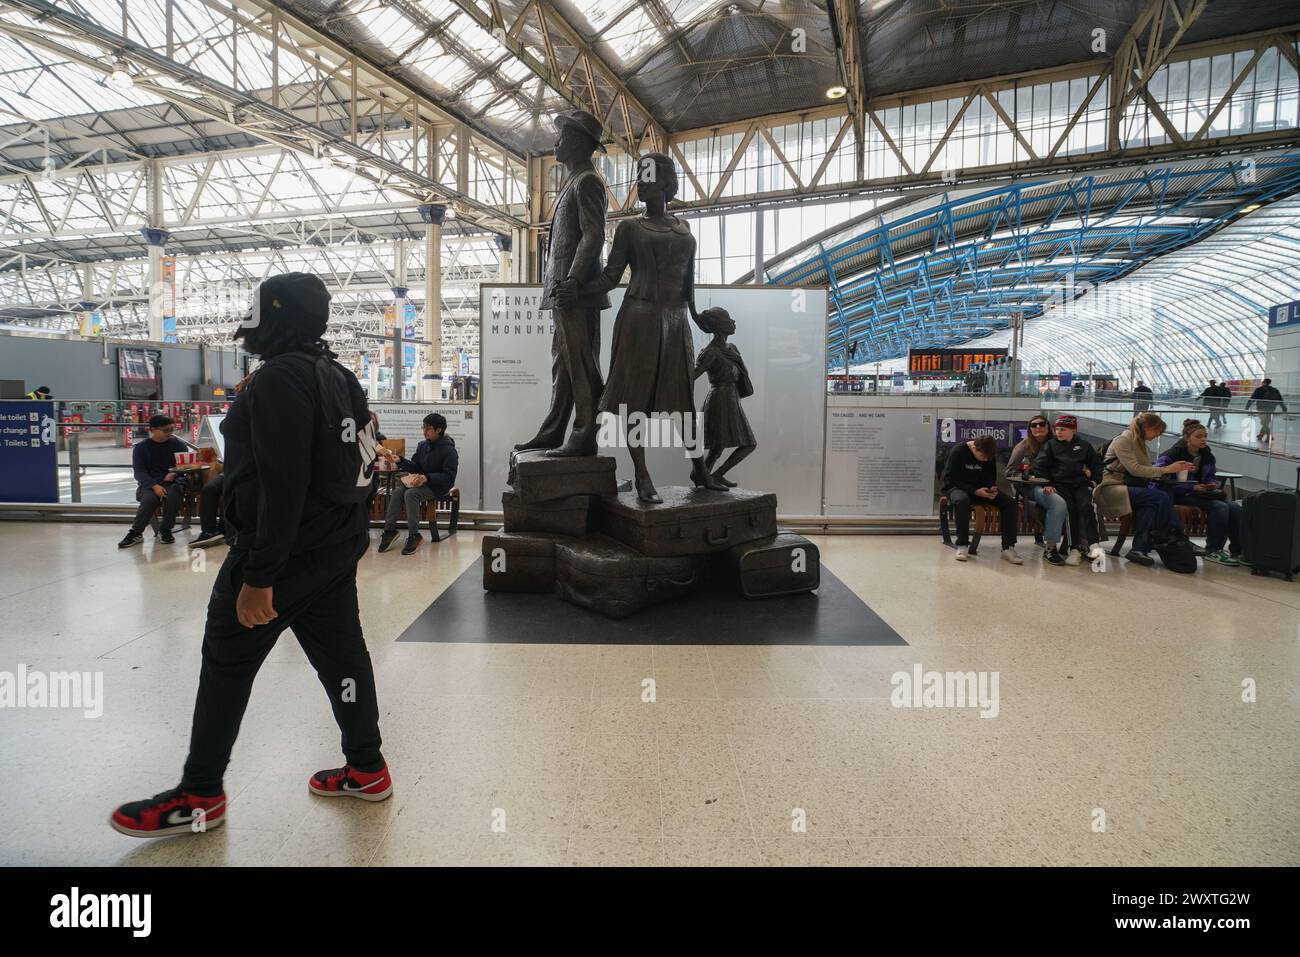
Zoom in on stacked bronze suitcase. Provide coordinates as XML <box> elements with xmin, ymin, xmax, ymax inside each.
<box><xmin>485</xmin><ymin>451</ymin><xmax>819</xmax><ymax>619</ymax></box>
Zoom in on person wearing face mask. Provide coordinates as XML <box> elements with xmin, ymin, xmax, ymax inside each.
<box><xmin>1006</xmin><ymin>415</ymin><xmax>1069</xmax><ymax>564</ymax></box>
<box><xmin>1031</xmin><ymin>414</ymin><xmax>1107</xmax><ymax>567</ymax></box>
<box><xmin>1155</xmin><ymin>419</ymin><xmax>1244</xmax><ymax>566</ymax></box>
<box><xmin>1094</xmin><ymin>412</ymin><xmax>1196</xmax><ymax>566</ymax></box>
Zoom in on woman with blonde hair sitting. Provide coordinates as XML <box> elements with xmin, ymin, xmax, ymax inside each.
<box><xmin>1094</xmin><ymin>412</ymin><xmax>1196</xmax><ymax>566</ymax></box>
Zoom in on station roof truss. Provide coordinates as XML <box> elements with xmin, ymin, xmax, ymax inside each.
<box><xmin>766</xmin><ymin>149</ymin><xmax>1300</xmax><ymax>368</ymax></box>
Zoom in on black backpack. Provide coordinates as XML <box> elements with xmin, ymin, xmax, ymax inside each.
<box><xmin>253</xmin><ymin>351</ymin><xmax>379</xmax><ymax>505</ymax></box>
<box><xmin>1148</xmin><ymin>526</ymin><xmax>1197</xmax><ymax>574</ymax></box>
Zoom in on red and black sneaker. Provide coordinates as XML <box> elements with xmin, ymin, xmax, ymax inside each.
<box><xmin>110</xmin><ymin>787</ymin><xmax>227</xmax><ymax>838</ymax></box>
<box><xmin>308</xmin><ymin>764</ymin><xmax>393</xmax><ymax>802</ymax></box>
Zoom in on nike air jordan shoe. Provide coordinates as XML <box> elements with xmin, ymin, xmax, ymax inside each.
<box><xmin>110</xmin><ymin>787</ymin><xmax>227</xmax><ymax>838</ymax></box>
<box><xmin>308</xmin><ymin>764</ymin><xmax>393</xmax><ymax>802</ymax></box>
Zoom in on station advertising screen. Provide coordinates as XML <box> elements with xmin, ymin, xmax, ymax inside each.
<box><xmin>907</xmin><ymin>348</ymin><xmax>1008</xmax><ymax>377</ymax></box>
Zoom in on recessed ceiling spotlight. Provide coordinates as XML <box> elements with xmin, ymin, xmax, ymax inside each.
<box><xmin>108</xmin><ymin>59</ymin><xmax>133</xmax><ymax>91</ymax></box>
<box><xmin>826</xmin><ymin>85</ymin><xmax>848</xmax><ymax>100</ymax></box>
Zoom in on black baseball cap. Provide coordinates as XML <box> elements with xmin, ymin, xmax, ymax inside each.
<box><xmin>232</xmin><ymin>272</ymin><xmax>331</xmax><ymax>342</ymax></box>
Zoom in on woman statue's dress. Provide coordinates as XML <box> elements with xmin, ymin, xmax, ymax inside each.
<box><xmin>586</xmin><ymin>215</ymin><xmax>697</xmax><ymax>420</ymax></box>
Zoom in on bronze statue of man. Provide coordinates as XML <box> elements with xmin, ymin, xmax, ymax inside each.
<box><xmin>515</xmin><ymin>110</ymin><xmax>609</xmax><ymax>458</ymax></box>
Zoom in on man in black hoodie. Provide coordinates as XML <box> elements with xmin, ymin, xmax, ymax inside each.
<box><xmin>109</xmin><ymin>273</ymin><xmax>391</xmax><ymax>839</ymax></box>
<box><xmin>1246</xmin><ymin>378</ymin><xmax>1287</xmax><ymax>442</ymax></box>
<box><xmin>377</xmin><ymin>412</ymin><xmax>458</xmax><ymax>555</ymax></box>
<box><xmin>941</xmin><ymin>433</ymin><xmax>1022</xmax><ymax>564</ymax></box>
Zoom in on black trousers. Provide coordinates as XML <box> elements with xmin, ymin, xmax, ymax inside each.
<box><xmin>180</xmin><ymin>533</ymin><xmax>383</xmax><ymax>793</ymax></box>
<box><xmin>131</xmin><ymin>481</ymin><xmax>186</xmax><ymax>534</ymax></box>
<box><xmin>199</xmin><ymin>474</ymin><xmax>223</xmax><ymax>534</ymax></box>
<box><xmin>1057</xmin><ymin>483</ymin><xmax>1099</xmax><ymax>550</ymax></box>
<box><xmin>949</xmin><ymin>488</ymin><xmax>1018</xmax><ymax>549</ymax></box>
<box><xmin>530</xmin><ymin>304</ymin><xmax>603</xmax><ymax>447</ymax></box>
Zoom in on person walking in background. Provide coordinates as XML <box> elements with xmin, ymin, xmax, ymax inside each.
<box><xmin>1132</xmin><ymin>380</ymin><xmax>1153</xmax><ymax>416</ymax></box>
<box><xmin>1199</xmin><ymin>379</ymin><xmax>1225</xmax><ymax>429</ymax></box>
<box><xmin>1246</xmin><ymin>377</ymin><xmax>1287</xmax><ymax>443</ymax></box>
<box><xmin>118</xmin><ymin>414</ymin><xmax>188</xmax><ymax>548</ymax></box>
<box><xmin>376</xmin><ymin>412</ymin><xmax>458</xmax><ymax>555</ymax></box>
<box><xmin>25</xmin><ymin>385</ymin><xmax>52</xmax><ymax>401</ymax></box>
<box><xmin>110</xmin><ymin>272</ymin><xmax>391</xmax><ymax>839</ymax></box>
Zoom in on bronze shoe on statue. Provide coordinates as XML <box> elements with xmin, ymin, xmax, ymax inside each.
<box><xmin>634</xmin><ymin>474</ymin><xmax>662</xmax><ymax>504</ymax></box>
<box><xmin>514</xmin><ymin>434</ymin><xmax>560</xmax><ymax>452</ymax></box>
<box><xmin>690</xmin><ymin>458</ymin><xmax>728</xmax><ymax>491</ymax></box>
<box><xmin>544</xmin><ymin>429</ymin><xmax>597</xmax><ymax>458</ymax></box>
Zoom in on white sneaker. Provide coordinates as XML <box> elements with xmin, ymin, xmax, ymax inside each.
<box><xmin>1087</xmin><ymin>543</ymin><xmax>1105</xmax><ymax>561</ymax></box>
<box><xmin>1064</xmin><ymin>549</ymin><xmax>1082</xmax><ymax>566</ymax></box>
<box><xmin>955</xmin><ymin>545</ymin><xmax>969</xmax><ymax>562</ymax></box>
<box><xmin>1001</xmin><ymin>547</ymin><xmax>1023</xmax><ymax>565</ymax></box>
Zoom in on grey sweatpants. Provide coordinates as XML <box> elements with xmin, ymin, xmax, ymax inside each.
<box><xmin>384</xmin><ymin>484</ymin><xmax>438</xmax><ymax>535</ymax></box>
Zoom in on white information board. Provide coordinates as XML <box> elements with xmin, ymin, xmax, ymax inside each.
<box><xmin>370</xmin><ymin>402</ymin><xmax>482</xmax><ymax>510</ymax></box>
<box><xmin>479</xmin><ymin>284</ymin><xmax>827</xmax><ymax>514</ymax></box>
<box><xmin>823</xmin><ymin>408</ymin><xmax>937</xmax><ymax>516</ymax></box>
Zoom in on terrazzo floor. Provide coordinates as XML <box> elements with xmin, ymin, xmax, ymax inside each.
<box><xmin>0</xmin><ymin>521</ymin><xmax>1296</xmax><ymax>867</ymax></box>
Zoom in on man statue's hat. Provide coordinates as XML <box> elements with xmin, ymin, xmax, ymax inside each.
<box><xmin>554</xmin><ymin>109</ymin><xmax>607</xmax><ymax>153</ymax></box>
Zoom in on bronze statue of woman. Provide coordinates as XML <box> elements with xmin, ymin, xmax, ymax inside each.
<box><xmin>562</xmin><ymin>152</ymin><xmax>725</xmax><ymax>503</ymax></box>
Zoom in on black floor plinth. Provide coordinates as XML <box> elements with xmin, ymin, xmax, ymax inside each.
<box><xmin>398</xmin><ymin>559</ymin><xmax>906</xmax><ymax>646</ymax></box>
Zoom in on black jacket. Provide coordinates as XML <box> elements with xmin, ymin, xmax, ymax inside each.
<box><xmin>398</xmin><ymin>434</ymin><xmax>458</xmax><ymax>499</ymax></box>
<box><xmin>941</xmin><ymin>442</ymin><xmax>996</xmax><ymax>494</ymax></box>
<box><xmin>1247</xmin><ymin>385</ymin><xmax>1286</xmax><ymax>412</ymax></box>
<box><xmin>1032</xmin><ymin>434</ymin><xmax>1104</xmax><ymax>487</ymax></box>
<box><xmin>221</xmin><ymin>353</ymin><xmax>369</xmax><ymax>588</ymax></box>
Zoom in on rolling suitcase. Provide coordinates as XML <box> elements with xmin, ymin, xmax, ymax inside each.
<box><xmin>1242</xmin><ymin>467</ymin><xmax>1300</xmax><ymax>581</ymax></box>
<box><xmin>600</xmin><ymin>486</ymin><xmax>778</xmax><ymax>557</ymax></box>
<box><xmin>724</xmin><ymin>531</ymin><xmax>820</xmax><ymax>597</ymax></box>
<box><xmin>502</xmin><ymin>491</ymin><xmax>598</xmax><ymax>537</ymax></box>
<box><xmin>554</xmin><ymin>535</ymin><xmax>707</xmax><ymax>619</ymax></box>
<box><xmin>481</xmin><ymin>532</ymin><xmax>564</xmax><ymax>593</ymax></box>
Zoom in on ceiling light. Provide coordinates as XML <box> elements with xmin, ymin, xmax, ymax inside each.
<box><xmin>40</xmin><ymin>156</ymin><xmax>57</xmax><ymax>182</ymax></box>
<box><xmin>1240</xmin><ymin>203</ymin><xmax>1262</xmax><ymax>213</ymax></box>
<box><xmin>107</xmin><ymin>59</ymin><xmax>133</xmax><ymax>91</ymax></box>
<box><xmin>826</xmin><ymin>85</ymin><xmax>847</xmax><ymax>100</ymax></box>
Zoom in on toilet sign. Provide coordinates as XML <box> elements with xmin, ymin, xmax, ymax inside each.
<box><xmin>0</xmin><ymin>402</ymin><xmax>58</xmax><ymax>503</ymax></box>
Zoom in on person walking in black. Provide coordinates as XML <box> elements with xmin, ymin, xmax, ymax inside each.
<box><xmin>118</xmin><ymin>414</ymin><xmax>188</xmax><ymax>548</ymax></box>
<box><xmin>1199</xmin><ymin>380</ymin><xmax>1222</xmax><ymax>429</ymax></box>
<box><xmin>1246</xmin><ymin>377</ymin><xmax>1287</xmax><ymax>443</ymax></box>
<box><xmin>110</xmin><ymin>273</ymin><xmax>391</xmax><ymax>838</ymax></box>
<box><xmin>1132</xmin><ymin>380</ymin><xmax>1153</xmax><ymax>416</ymax></box>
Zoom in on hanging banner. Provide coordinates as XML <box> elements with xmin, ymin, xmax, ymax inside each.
<box><xmin>403</xmin><ymin>302</ymin><xmax>417</xmax><ymax>369</ymax></box>
<box><xmin>161</xmin><ymin>256</ymin><xmax>177</xmax><ymax>343</ymax></box>
<box><xmin>383</xmin><ymin>303</ymin><xmax>397</xmax><ymax>366</ymax></box>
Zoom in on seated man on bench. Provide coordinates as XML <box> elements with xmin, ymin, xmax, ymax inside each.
<box><xmin>941</xmin><ymin>433</ymin><xmax>1023</xmax><ymax>565</ymax></box>
<box><xmin>377</xmin><ymin>412</ymin><xmax>458</xmax><ymax>556</ymax></box>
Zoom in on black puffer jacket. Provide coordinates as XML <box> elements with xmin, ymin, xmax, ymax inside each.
<box><xmin>1032</xmin><ymin>434</ymin><xmax>1104</xmax><ymax>487</ymax></box>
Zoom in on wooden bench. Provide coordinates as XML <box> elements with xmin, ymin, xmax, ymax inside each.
<box><xmin>369</xmin><ymin>481</ymin><xmax>460</xmax><ymax>542</ymax></box>
<box><xmin>939</xmin><ymin>491</ymin><xmax>1108</xmax><ymax>554</ymax></box>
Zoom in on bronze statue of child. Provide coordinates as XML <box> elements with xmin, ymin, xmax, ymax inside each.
<box><xmin>694</xmin><ymin>306</ymin><xmax>756</xmax><ymax>488</ymax></box>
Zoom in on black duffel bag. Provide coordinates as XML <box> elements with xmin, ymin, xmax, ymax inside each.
<box><xmin>1148</xmin><ymin>526</ymin><xmax>1198</xmax><ymax>574</ymax></box>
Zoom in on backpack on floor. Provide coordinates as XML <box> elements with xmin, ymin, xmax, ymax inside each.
<box><xmin>1148</xmin><ymin>526</ymin><xmax>1197</xmax><ymax>574</ymax></box>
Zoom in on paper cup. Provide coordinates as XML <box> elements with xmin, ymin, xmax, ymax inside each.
<box><xmin>1177</xmin><ymin>470</ymin><xmax>1189</xmax><ymax>482</ymax></box>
